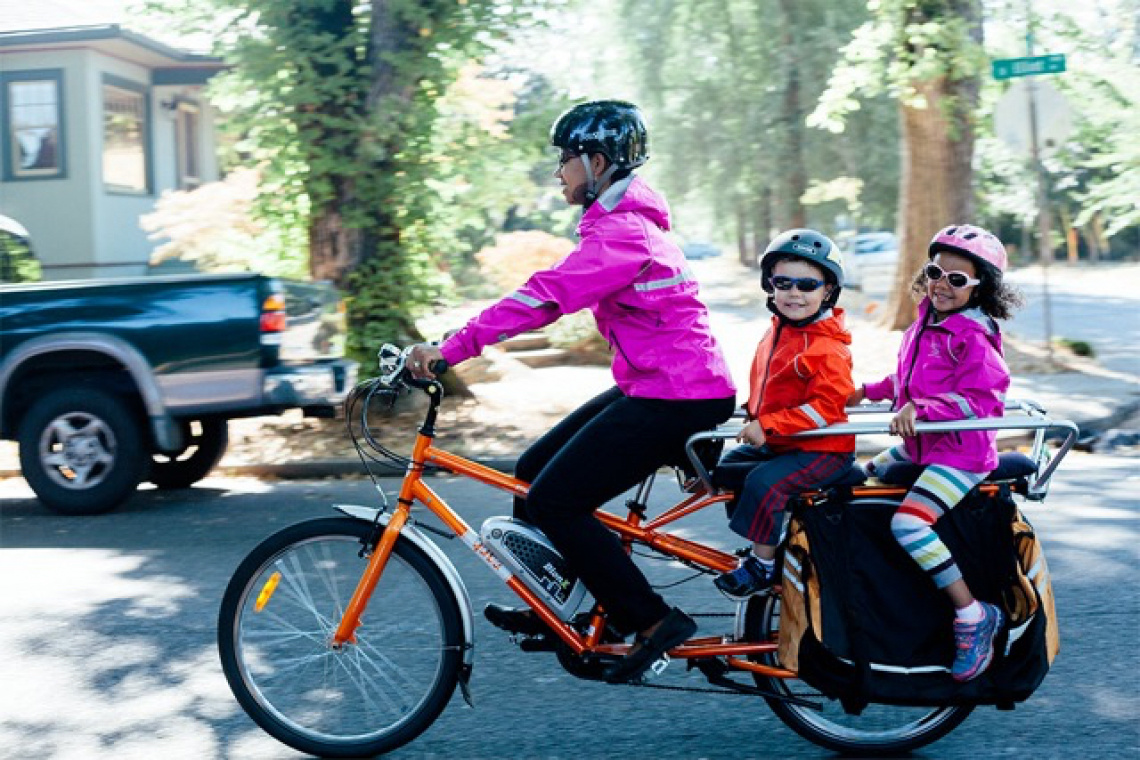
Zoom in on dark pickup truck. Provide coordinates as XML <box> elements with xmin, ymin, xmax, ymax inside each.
<box><xmin>0</xmin><ymin>273</ymin><xmax>357</xmax><ymax>515</ymax></box>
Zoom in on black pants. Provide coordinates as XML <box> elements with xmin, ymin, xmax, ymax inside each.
<box><xmin>513</xmin><ymin>386</ymin><xmax>736</xmax><ymax>634</ymax></box>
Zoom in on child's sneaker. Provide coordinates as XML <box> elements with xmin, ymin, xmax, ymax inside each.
<box><xmin>951</xmin><ymin>601</ymin><xmax>1004</xmax><ymax>682</ymax></box>
<box><xmin>713</xmin><ymin>555</ymin><xmax>774</xmax><ymax>599</ymax></box>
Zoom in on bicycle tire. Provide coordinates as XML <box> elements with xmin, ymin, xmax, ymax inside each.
<box><xmin>744</xmin><ymin>594</ymin><xmax>973</xmax><ymax>756</ymax></box>
<box><xmin>218</xmin><ymin>517</ymin><xmax>464</xmax><ymax>758</ymax></box>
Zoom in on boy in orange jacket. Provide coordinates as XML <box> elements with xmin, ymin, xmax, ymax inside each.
<box><xmin>714</xmin><ymin>229</ymin><xmax>857</xmax><ymax>598</ymax></box>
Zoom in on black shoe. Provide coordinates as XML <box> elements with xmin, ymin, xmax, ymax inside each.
<box><xmin>713</xmin><ymin>555</ymin><xmax>774</xmax><ymax>599</ymax></box>
<box><xmin>484</xmin><ymin>604</ymin><xmax>548</xmax><ymax>636</ymax></box>
<box><xmin>603</xmin><ymin>607</ymin><xmax>697</xmax><ymax>684</ymax></box>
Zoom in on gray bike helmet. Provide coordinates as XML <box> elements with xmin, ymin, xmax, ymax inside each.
<box><xmin>759</xmin><ymin>229</ymin><xmax>844</xmax><ymax>320</ymax></box>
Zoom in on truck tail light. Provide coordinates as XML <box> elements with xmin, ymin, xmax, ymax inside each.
<box><xmin>260</xmin><ymin>293</ymin><xmax>287</xmax><ymax>333</ymax></box>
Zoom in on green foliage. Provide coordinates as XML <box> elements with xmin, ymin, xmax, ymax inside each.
<box><xmin>148</xmin><ymin>0</ymin><xmax>555</xmax><ymax>364</ymax></box>
<box><xmin>978</xmin><ymin>1</ymin><xmax>1140</xmax><ymax>257</ymax></box>
<box><xmin>141</xmin><ymin>168</ymin><xmax>309</xmax><ymax>278</ymax></box>
<box><xmin>614</xmin><ymin>0</ymin><xmax>899</xmax><ymax>242</ymax></box>
<box><xmin>1056</xmin><ymin>337</ymin><xmax>1094</xmax><ymax>358</ymax></box>
<box><xmin>809</xmin><ymin>0</ymin><xmax>986</xmax><ymax>133</ymax></box>
<box><xmin>0</xmin><ymin>233</ymin><xmax>41</xmax><ymax>283</ymax></box>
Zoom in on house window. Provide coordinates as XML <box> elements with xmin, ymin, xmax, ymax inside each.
<box><xmin>2</xmin><ymin>70</ymin><xmax>65</xmax><ymax>180</ymax></box>
<box><xmin>176</xmin><ymin>102</ymin><xmax>201</xmax><ymax>189</ymax></box>
<box><xmin>103</xmin><ymin>80</ymin><xmax>149</xmax><ymax>193</ymax></box>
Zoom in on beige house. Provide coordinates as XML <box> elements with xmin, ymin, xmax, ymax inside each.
<box><xmin>0</xmin><ymin>2</ymin><xmax>225</xmax><ymax>279</ymax></box>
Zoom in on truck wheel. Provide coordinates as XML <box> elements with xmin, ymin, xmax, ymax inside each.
<box><xmin>18</xmin><ymin>388</ymin><xmax>145</xmax><ymax>516</ymax></box>
<box><xmin>149</xmin><ymin>418</ymin><xmax>229</xmax><ymax>490</ymax></box>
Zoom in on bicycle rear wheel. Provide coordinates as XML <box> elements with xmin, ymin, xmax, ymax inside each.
<box><xmin>744</xmin><ymin>594</ymin><xmax>973</xmax><ymax>756</ymax></box>
<box><xmin>218</xmin><ymin>517</ymin><xmax>464</xmax><ymax>758</ymax></box>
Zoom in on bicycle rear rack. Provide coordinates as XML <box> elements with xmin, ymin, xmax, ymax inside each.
<box><xmin>684</xmin><ymin>398</ymin><xmax>1079</xmax><ymax>502</ymax></box>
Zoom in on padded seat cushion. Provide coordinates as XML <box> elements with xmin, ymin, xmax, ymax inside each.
<box><xmin>710</xmin><ymin>461</ymin><xmax>867</xmax><ymax>491</ymax></box>
<box><xmin>878</xmin><ymin>451</ymin><xmax>1037</xmax><ymax>488</ymax></box>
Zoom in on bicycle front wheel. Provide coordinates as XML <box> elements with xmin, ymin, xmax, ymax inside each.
<box><xmin>218</xmin><ymin>517</ymin><xmax>464</xmax><ymax>758</ymax></box>
<box><xmin>744</xmin><ymin>594</ymin><xmax>973</xmax><ymax>756</ymax></box>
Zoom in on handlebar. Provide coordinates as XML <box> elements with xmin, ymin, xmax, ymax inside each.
<box><xmin>377</xmin><ymin>344</ymin><xmax>448</xmax><ymax>390</ymax></box>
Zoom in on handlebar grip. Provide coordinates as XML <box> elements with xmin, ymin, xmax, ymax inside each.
<box><xmin>427</xmin><ymin>358</ymin><xmax>449</xmax><ymax>376</ymax></box>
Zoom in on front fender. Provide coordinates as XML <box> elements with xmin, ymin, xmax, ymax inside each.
<box><xmin>333</xmin><ymin>504</ymin><xmax>475</xmax><ymax>672</ymax></box>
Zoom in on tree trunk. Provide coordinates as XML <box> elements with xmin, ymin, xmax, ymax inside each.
<box><xmin>757</xmin><ymin>185</ymin><xmax>772</xmax><ymax>261</ymax></box>
<box><xmin>777</xmin><ymin>0</ymin><xmax>806</xmax><ymax>229</ymax></box>
<box><xmin>882</xmin><ymin>3</ymin><xmax>980</xmax><ymax>330</ymax></box>
<box><xmin>735</xmin><ymin>201</ymin><xmax>750</xmax><ymax>267</ymax></box>
<box><xmin>310</xmin><ymin>188</ymin><xmax>363</xmax><ymax>288</ymax></box>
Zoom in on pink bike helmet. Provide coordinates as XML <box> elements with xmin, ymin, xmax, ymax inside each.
<box><xmin>928</xmin><ymin>224</ymin><xmax>1008</xmax><ymax>275</ymax></box>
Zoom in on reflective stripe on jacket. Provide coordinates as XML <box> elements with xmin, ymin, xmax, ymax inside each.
<box><xmin>745</xmin><ymin>309</ymin><xmax>856</xmax><ymax>454</ymax></box>
<box><xmin>863</xmin><ymin>298</ymin><xmax>1009</xmax><ymax>472</ymax></box>
<box><xmin>440</xmin><ymin>176</ymin><xmax>736</xmax><ymax>400</ymax></box>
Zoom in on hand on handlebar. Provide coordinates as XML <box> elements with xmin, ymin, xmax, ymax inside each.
<box><xmin>737</xmin><ymin>419</ymin><xmax>767</xmax><ymax>447</ymax></box>
<box><xmin>888</xmin><ymin>402</ymin><xmax>918</xmax><ymax>437</ymax></box>
<box><xmin>408</xmin><ymin>343</ymin><xmax>446</xmax><ymax>379</ymax></box>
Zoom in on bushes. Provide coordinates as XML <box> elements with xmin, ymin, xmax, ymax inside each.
<box><xmin>474</xmin><ymin>230</ymin><xmax>574</xmax><ymax>291</ymax></box>
<box><xmin>473</xmin><ymin>230</ymin><xmax>609</xmax><ymax>362</ymax></box>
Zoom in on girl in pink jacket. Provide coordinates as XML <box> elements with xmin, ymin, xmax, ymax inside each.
<box><xmin>411</xmin><ymin>101</ymin><xmax>735</xmax><ymax>684</ymax></box>
<box><xmin>848</xmin><ymin>224</ymin><xmax>1023</xmax><ymax>683</ymax></box>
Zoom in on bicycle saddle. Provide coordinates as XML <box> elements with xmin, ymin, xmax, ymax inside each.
<box><xmin>709</xmin><ymin>461</ymin><xmax>867</xmax><ymax>491</ymax></box>
<box><xmin>877</xmin><ymin>451</ymin><xmax>1038</xmax><ymax>488</ymax></box>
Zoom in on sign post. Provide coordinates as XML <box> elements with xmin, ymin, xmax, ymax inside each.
<box><xmin>992</xmin><ymin>33</ymin><xmax>1066</xmax><ymax>364</ymax></box>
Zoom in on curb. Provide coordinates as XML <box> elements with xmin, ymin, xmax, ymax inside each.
<box><xmin>209</xmin><ymin>457</ymin><xmax>520</xmax><ymax>480</ymax></box>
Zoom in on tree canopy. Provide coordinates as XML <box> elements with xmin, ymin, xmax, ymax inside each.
<box><xmin>145</xmin><ymin>0</ymin><xmax>1139</xmax><ymax>351</ymax></box>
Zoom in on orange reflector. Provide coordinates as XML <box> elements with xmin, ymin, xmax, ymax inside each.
<box><xmin>262</xmin><ymin>293</ymin><xmax>286</xmax><ymax>311</ymax></box>
<box><xmin>255</xmin><ymin>572</ymin><xmax>282</xmax><ymax>612</ymax></box>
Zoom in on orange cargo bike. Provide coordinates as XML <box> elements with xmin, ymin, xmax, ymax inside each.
<box><xmin>217</xmin><ymin>345</ymin><xmax>1076</xmax><ymax>757</ymax></box>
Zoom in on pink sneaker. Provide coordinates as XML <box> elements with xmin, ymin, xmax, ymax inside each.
<box><xmin>951</xmin><ymin>601</ymin><xmax>1003</xmax><ymax>682</ymax></box>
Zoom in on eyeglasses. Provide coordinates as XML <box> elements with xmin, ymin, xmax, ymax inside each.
<box><xmin>556</xmin><ymin>151</ymin><xmax>579</xmax><ymax>170</ymax></box>
<box><xmin>770</xmin><ymin>275</ymin><xmax>826</xmax><ymax>293</ymax></box>
<box><xmin>924</xmin><ymin>263</ymin><xmax>980</xmax><ymax>289</ymax></box>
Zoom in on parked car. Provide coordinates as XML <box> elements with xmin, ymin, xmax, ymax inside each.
<box><xmin>0</xmin><ymin>273</ymin><xmax>357</xmax><ymax>515</ymax></box>
<box><xmin>842</xmin><ymin>231</ymin><xmax>899</xmax><ymax>290</ymax></box>
<box><xmin>682</xmin><ymin>241</ymin><xmax>723</xmax><ymax>260</ymax></box>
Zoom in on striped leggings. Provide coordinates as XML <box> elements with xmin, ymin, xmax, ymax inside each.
<box><xmin>867</xmin><ymin>446</ymin><xmax>987</xmax><ymax>589</ymax></box>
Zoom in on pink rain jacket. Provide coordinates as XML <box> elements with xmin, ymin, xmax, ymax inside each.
<box><xmin>440</xmin><ymin>176</ymin><xmax>736</xmax><ymax>400</ymax></box>
<box><xmin>863</xmin><ymin>298</ymin><xmax>1009</xmax><ymax>473</ymax></box>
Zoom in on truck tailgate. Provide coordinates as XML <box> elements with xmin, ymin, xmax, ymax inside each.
<box><xmin>276</xmin><ymin>280</ymin><xmax>347</xmax><ymax>362</ymax></box>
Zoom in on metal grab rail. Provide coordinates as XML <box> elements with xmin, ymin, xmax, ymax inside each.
<box><xmin>685</xmin><ymin>399</ymin><xmax>1079</xmax><ymax>502</ymax></box>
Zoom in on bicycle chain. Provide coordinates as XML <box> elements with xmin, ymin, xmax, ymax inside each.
<box><xmin>628</xmin><ymin>611</ymin><xmax>744</xmax><ymax>695</ymax></box>
<box><xmin>625</xmin><ymin>674</ymin><xmax>818</xmax><ymax>700</ymax></box>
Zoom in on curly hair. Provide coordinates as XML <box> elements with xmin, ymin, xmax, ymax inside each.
<box><xmin>909</xmin><ymin>264</ymin><xmax>1024</xmax><ymax>320</ymax></box>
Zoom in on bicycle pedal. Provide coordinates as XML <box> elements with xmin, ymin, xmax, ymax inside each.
<box><xmin>633</xmin><ymin>653</ymin><xmax>671</xmax><ymax>684</ymax></box>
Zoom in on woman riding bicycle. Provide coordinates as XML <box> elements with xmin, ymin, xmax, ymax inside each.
<box><xmin>410</xmin><ymin>99</ymin><xmax>736</xmax><ymax>684</ymax></box>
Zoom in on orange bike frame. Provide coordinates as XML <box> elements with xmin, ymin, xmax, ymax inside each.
<box><xmin>332</xmin><ymin>425</ymin><xmax>967</xmax><ymax>678</ymax></box>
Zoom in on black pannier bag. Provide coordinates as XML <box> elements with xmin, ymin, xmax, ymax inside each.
<box><xmin>777</xmin><ymin>485</ymin><xmax>1058</xmax><ymax>712</ymax></box>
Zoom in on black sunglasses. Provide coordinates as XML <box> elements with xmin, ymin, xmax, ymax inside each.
<box><xmin>924</xmin><ymin>263</ymin><xmax>980</xmax><ymax>289</ymax></box>
<box><xmin>557</xmin><ymin>151</ymin><xmax>579</xmax><ymax>168</ymax></box>
<box><xmin>770</xmin><ymin>275</ymin><xmax>826</xmax><ymax>293</ymax></box>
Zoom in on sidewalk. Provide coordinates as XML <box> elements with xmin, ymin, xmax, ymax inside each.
<box><xmin>199</xmin><ymin>257</ymin><xmax>1140</xmax><ymax>474</ymax></box>
<box><xmin>2</xmin><ymin>257</ymin><xmax>1137</xmax><ymax>482</ymax></box>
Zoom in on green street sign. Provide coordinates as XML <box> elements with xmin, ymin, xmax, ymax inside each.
<box><xmin>992</xmin><ymin>54</ymin><xmax>1067</xmax><ymax>80</ymax></box>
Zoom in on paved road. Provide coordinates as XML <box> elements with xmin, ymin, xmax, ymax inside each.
<box><xmin>2</xmin><ymin>451</ymin><xmax>1138</xmax><ymax>759</ymax></box>
<box><xmin>857</xmin><ymin>261</ymin><xmax>1140</xmax><ymax>380</ymax></box>
<box><xmin>1004</xmin><ymin>264</ymin><xmax>1140</xmax><ymax>379</ymax></box>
